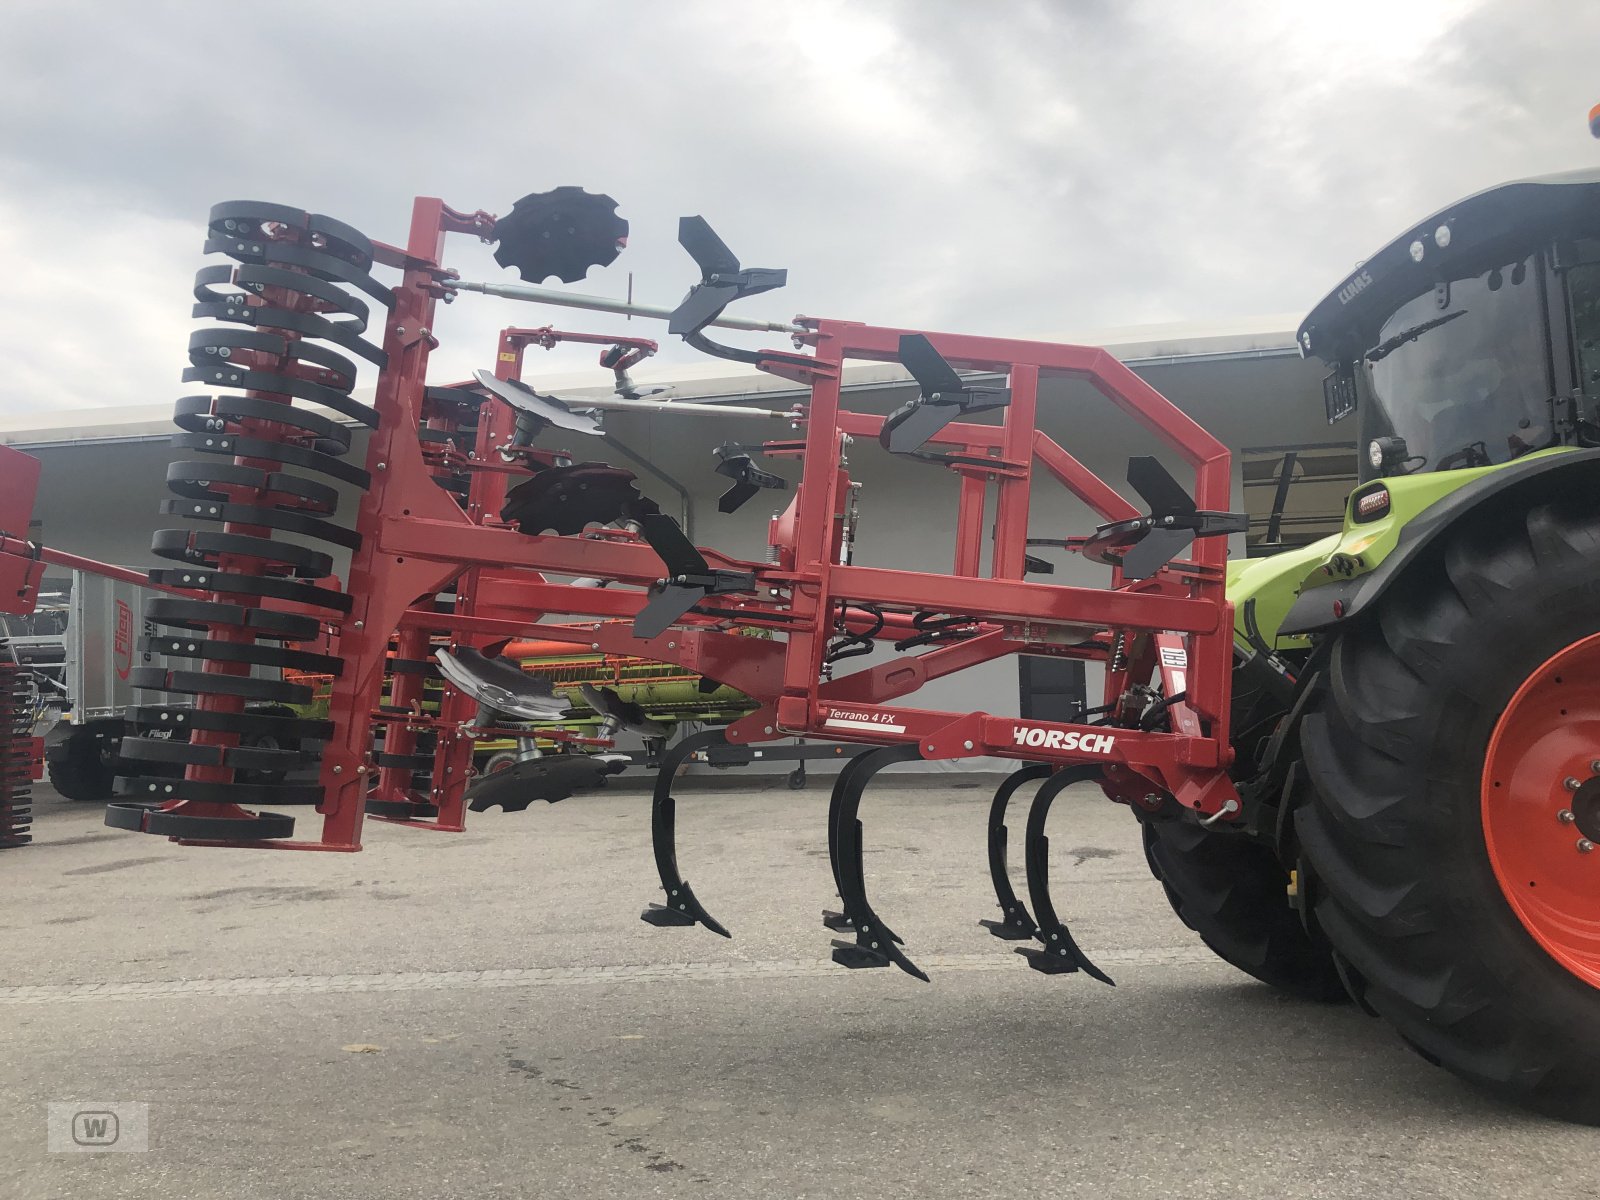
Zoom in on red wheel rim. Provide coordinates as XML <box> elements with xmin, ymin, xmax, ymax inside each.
<box><xmin>1482</xmin><ymin>631</ymin><xmax>1600</xmax><ymax>988</ymax></box>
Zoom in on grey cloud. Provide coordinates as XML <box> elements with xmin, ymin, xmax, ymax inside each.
<box><xmin>1</xmin><ymin>0</ymin><xmax>1596</xmax><ymax>413</ymax></box>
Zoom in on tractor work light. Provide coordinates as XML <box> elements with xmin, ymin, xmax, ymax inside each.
<box><xmin>1368</xmin><ymin>435</ymin><xmax>1410</xmax><ymax>475</ymax></box>
<box><xmin>1435</xmin><ymin>223</ymin><xmax>1452</xmax><ymax>248</ymax></box>
<box><xmin>1352</xmin><ymin>484</ymin><xmax>1392</xmax><ymax>523</ymax></box>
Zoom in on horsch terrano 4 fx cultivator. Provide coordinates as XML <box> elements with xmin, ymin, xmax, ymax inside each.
<box><xmin>42</xmin><ymin>171</ymin><xmax>1597</xmax><ymax>1123</ymax></box>
<box><xmin>85</xmin><ymin>190</ymin><xmax>1243</xmax><ymax>987</ymax></box>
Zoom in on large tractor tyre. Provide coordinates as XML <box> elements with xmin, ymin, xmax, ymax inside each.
<box><xmin>45</xmin><ymin>718</ymin><xmax>126</xmax><ymax>802</ymax></box>
<box><xmin>1141</xmin><ymin>817</ymin><xmax>1348</xmax><ymax>1002</ymax></box>
<box><xmin>1297</xmin><ymin>494</ymin><xmax>1600</xmax><ymax>1123</ymax></box>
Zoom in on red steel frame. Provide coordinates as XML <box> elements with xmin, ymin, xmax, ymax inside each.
<box><xmin>6</xmin><ymin>198</ymin><xmax>1237</xmax><ymax>852</ymax></box>
<box><xmin>269</xmin><ymin>196</ymin><xmax>1241</xmax><ymax>853</ymax></box>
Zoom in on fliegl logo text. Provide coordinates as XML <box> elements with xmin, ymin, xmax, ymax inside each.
<box><xmin>1011</xmin><ymin>727</ymin><xmax>1116</xmax><ymax>754</ymax></box>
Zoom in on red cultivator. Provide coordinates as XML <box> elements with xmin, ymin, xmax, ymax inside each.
<box><xmin>68</xmin><ymin>190</ymin><xmax>1246</xmax><ymax>982</ymax></box>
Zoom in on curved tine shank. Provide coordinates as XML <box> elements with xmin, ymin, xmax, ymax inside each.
<box><xmin>641</xmin><ymin>727</ymin><xmax>731</xmax><ymax>937</ymax></box>
<box><xmin>1019</xmin><ymin>765</ymin><xmax>1115</xmax><ymax>985</ymax></box>
<box><xmin>823</xmin><ymin>749</ymin><xmax>902</xmax><ymax>940</ymax></box>
<box><xmin>979</xmin><ymin>763</ymin><xmax>1053</xmax><ymax>940</ymax></box>
<box><xmin>829</xmin><ymin>743</ymin><xmax>928</xmax><ymax>981</ymax></box>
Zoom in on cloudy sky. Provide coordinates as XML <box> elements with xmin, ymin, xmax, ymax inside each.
<box><xmin>1</xmin><ymin>0</ymin><xmax>1595</xmax><ymax>417</ymax></box>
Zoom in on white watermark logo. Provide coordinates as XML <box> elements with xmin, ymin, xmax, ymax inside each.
<box><xmin>46</xmin><ymin>1102</ymin><xmax>149</xmax><ymax>1153</ymax></box>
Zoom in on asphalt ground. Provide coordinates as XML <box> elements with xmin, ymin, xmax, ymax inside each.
<box><xmin>2</xmin><ymin>775</ymin><xmax>1594</xmax><ymax>1199</ymax></box>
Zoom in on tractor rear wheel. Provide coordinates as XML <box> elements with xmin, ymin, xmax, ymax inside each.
<box><xmin>1297</xmin><ymin>494</ymin><xmax>1600</xmax><ymax>1123</ymax></box>
<box><xmin>1142</xmin><ymin>817</ymin><xmax>1347</xmax><ymax>1001</ymax></box>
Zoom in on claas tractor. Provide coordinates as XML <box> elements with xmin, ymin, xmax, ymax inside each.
<box><xmin>1205</xmin><ymin>167</ymin><xmax>1600</xmax><ymax>1121</ymax></box>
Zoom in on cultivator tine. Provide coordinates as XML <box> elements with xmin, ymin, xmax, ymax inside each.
<box><xmin>634</xmin><ymin>512</ymin><xmax>757</xmax><ymax>639</ymax></box>
<box><xmin>880</xmin><ymin>334</ymin><xmax>1011</xmax><ymax>454</ymax></box>
<box><xmin>978</xmin><ymin>764</ymin><xmax>1053</xmax><ymax>941</ymax></box>
<box><xmin>668</xmin><ymin>216</ymin><xmax>787</xmax><ymax>337</ymax></box>
<box><xmin>1118</xmin><ymin>527</ymin><xmax>1194</xmax><ymax>580</ymax></box>
<box><xmin>1120</xmin><ymin>458</ymin><xmax>1198</xmax><ymax>579</ymax></box>
<box><xmin>1016</xmin><ymin>765</ymin><xmax>1115</xmax><ymax>985</ymax></box>
<box><xmin>642</xmin><ymin>728</ymin><xmax>731</xmax><ymax>937</ymax></box>
<box><xmin>822</xmin><ymin>749</ymin><xmax>900</xmax><ymax>942</ymax></box>
<box><xmin>1126</xmin><ymin>455</ymin><xmax>1197</xmax><ymax>518</ymax></box>
<box><xmin>713</xmin><ymin>442</ymin><xmax>786</xmax><ymax>515</ymax></box>
<box><xmin>634</xmin><ymin>584</ymin><xmax>706</xmax><ymax>641</ymax></box>
<box><xmin>828</xmin><ymin>743</ymin><xmax>928</xmax><ymax>981</ymax></box>
<box><xmin>1091</xmin><ymin>456</ymin><xmax>1248</xmax><ymax>580</ymax></box>
<box><xmin>638</xmin><ymin>511</ymin><xmax>710</xmax><ymax>579</ymax></box>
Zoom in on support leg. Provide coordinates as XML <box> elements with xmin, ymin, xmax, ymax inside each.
<box><xmin>1016</xmin><ymin>764</ymin><xmax>1115</xmax><ymax>985</ymax></box>
<box><xmin>829</xmin><ymin>743</ymin><xmax>927</xmax><ymax>981</ymax></box>
<box><xmin>641</xmin><ymin>728</ymin><xmax>731</xmax><ymax>937</ymax></box>
<box><xmin>978</xmin><ymin>763</ymin><xmax>1052</xmax><ymax>941</ymax></box>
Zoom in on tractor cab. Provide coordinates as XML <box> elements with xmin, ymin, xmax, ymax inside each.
<box><xmin>1298</xmin><ymin>168</ymin><xmax>1600</xmax><ymax>482</ymax></box>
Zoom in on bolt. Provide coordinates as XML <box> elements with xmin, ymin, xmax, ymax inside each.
<box><xmin>871</xmin><ymin>942</ymin><xmax>880</xmax><ymax>950</ymax></box>
<box><xmin>591</xmin><ymin>643</ymin><xmax>600</xmax><ymax>650</ymax></box>
<box><xmin>861</xmin><ymin>924</ymin><xmax>870</xmax><ymax>933</ymax></box>
<box><xmin>1560</xmin><ymin>809</ymin><xmax>1577</xmax><ymax>824</ymax></box>
<box><xmin>376</xmin><ymin>462</ymin><xmax>387</xmax><ymax>471</ymax></box>
<box><xmin>764</xmin><ymin>726</ymin><xmax>773</xmax><ymax>734</ymax></box>
<box><xmin>667</xmin><ymin>641</ymin><xmax>676</xmax><ymax>649</ymax></box>
<box><xmin>333</xmin><ymin>765</ymin><xmax>342</xmax><ymax>774</ymax></box>
<box><xmin>1591</xmin><ymin>760</ymin><xmax>1600</xmax><ymax>774</ymax></box>
<box><xmin>1580</xmin><ymin>839</ymin><xmax>1595</xmax><ymax>854</ymax></box>
<box><xmin>1566</xmin><ymin>777</ymin><xmax>1581</xmax><ymax>791</ymax></box>
<box><xmin>963</xmin><ymin>740</ymin><xmax>974</xmax><ymax>750</ymax></box>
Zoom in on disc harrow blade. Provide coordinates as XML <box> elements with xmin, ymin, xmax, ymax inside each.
<box><xmin>492</xmin><ymin>187</ymin><xmax>627</xmax><ymax>285</ymax></box>
<box><xmin>465</xmin><ymin>753</ymin><xmax>627</xmax><ymax>813</ymax></box>
<box><xmin>501</xmin><ymin>463</ymin><xmax>656</xmax><ymax>535</ymax></box>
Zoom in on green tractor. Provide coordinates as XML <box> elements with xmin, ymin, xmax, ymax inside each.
<box><xmin>1146</xmin><ymin>167</ymin><xmax>1600</xmax><ymax>1122</ymax></box>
